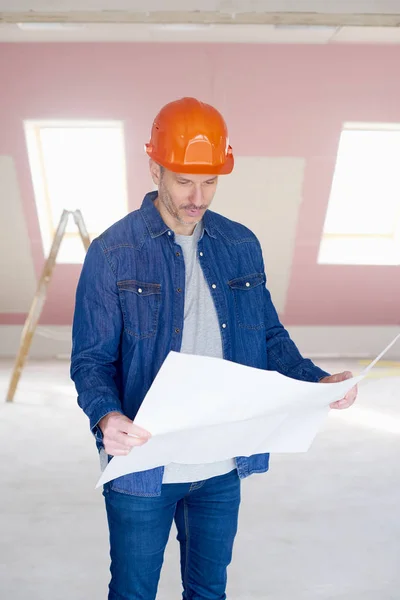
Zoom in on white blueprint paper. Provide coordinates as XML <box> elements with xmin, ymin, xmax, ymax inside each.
<box><xmin>96</xmin><ymin>334</ymin><xmax>400</xmax><ymax>488</ymax></box>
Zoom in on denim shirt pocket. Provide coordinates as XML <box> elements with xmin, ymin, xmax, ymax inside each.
<box><xmin>228</xmin><ymin>273</ymin><xmax>266</xmax><ymax>330</ymax></box>
<box><xmin>117</xmin><ymin>279</ymin><xmax>161</xmax><ymax>339</ymax></box>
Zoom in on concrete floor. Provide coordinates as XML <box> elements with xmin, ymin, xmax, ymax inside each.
<box><xmin>0</xmin><ymin>358</ymin><xmax>399</xmax><ymax>600</ymax></box>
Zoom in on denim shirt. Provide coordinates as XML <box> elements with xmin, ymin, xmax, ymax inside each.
<box><xmin>71</xmin><ymin>192</ymin><xmax>329</xmax><ymax>496</ymax></box>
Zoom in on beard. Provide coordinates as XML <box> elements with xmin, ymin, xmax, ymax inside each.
<box><xmin>158</xmin><ymin>179</ymin><xmax>207</xmax><ymax>227</ymax></box>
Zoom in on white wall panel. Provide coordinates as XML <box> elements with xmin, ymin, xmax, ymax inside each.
<box><xmin>213</xmin><ymin>156</ymin><xmax>305</xmax><ymax>314</ymax></box>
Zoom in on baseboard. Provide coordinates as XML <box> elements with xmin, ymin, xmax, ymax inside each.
<box><xmin>288</xmin><ymin>325</ymin><xmax>400</xmax><ymax>359</ymax></box>
<box><xmin>0</xmin><ymin>325</ymin><xmax>72</xmax><ymax>359</ymax></box>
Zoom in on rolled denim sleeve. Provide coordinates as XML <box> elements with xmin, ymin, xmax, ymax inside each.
<box><xmin>70</xmin><ymin>238</ymin><xmax>124</xmax><ymax>439</ymax></box>
<box><xmin>256</xmin><ymin>242</ymin><xmax>330</xmax><ymax>382</ymax></box>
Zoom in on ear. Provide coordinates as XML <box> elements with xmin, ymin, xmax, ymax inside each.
<box><xmin>149</xmin><ymin>159</ymin><xmax>162</xmax><ymax>186</ymax></box>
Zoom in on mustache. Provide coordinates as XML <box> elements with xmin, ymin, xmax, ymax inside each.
<box><xmin>180</xmin><ymin>204</ymin><xmax>208</xmax><ymax>210</ymax></box>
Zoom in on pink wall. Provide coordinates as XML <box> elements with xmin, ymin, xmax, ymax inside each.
<box><xmin>0</xmin><ymin>42</ymin><xmax>399</xmax><ymax>326</ymax></box>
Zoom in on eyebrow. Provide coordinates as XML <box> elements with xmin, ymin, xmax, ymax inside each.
<box><xmin>176</xmin><ymin>176</ymin><xmax>218</xmax><ymax>183</ymax></box>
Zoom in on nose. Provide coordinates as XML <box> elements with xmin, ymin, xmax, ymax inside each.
<box><xmin>190</xmin><ymin>184</ymin><xmax>204</xmax><ymax>207</ymax></box>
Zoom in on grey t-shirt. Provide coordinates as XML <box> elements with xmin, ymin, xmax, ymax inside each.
<box><xmin>162</xmin><ymin>222</ymin><xmax>236</xmax><ymax>484</ymax></box>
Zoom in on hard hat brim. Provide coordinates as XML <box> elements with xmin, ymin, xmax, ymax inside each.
<box><xmin>146</xmin><ymin>145</ymin><xmax>234</xmax><ymax>176</ymax></box>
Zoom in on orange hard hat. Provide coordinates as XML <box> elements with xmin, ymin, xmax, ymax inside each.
<box><xmin>145</xmin><ymin>97</ymin><xmax>234</xmax><ymax>175</ymax></box>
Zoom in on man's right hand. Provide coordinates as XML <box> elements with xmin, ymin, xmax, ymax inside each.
<box><xmin>98</xmin><ymin>411</ymin><xmax>151</xmax><ymax>456</ymax></box>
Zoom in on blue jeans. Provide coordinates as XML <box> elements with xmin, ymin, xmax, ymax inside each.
<box><xmin>103</xmin><ymin>470</ymin><xmax>241</xmax><ymax>599</ymax></box>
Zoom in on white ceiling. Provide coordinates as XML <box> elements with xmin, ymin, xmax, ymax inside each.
<box><xmin>0</xmin><ymin>1</ymin><xmax>400</xmax><ymax>13</ymax></box>
<box><xmin>2</xmin><ymin>22</ymin><xmax>400</xmax><ymax>43</ymax></box>
<box><xmin>1</xmin><ymin>0</ymin><xmax>400</xmax><ymax>42</ymax></box>
<box><xmin>1</xmin><ymin>1</ymin><xmax>400</xmax><ymax>27</ymax></box>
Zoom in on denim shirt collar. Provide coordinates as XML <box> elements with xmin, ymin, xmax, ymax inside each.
<box><xmin>140</xmin><ymin>191</ymin><xmax>217</xmax><ymax>239</ymax></box>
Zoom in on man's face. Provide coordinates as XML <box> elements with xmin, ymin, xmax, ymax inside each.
<box><xmin>151</xmin><ymin>162</ymin><xmax>219</xmax><ymax>228</ymax></box>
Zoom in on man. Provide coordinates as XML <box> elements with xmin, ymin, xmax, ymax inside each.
<box><xmin>71</xmin><ymin>97</ymin><xmax>357</xmax><ymax>600</ymax></box>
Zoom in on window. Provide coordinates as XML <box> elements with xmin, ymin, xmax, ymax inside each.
<box><xmin>318</xmin><ymin>122</ymin><xmax>400</xmax><ymax>266</ymax></box>
<box><xmin>24</xmin><ymin>120</ymin><xmax>128</xmax><ymax>263</ymax></box>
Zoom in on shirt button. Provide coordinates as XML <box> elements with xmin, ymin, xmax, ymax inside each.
<box><xmin>199</xmin><ymin>252</ymin><xmax>204</xmax><ymax>257</ymax></box>
<box><xmin>138</xmin><ymin>288</ymin><xmax>143</xmax><ymax>293</ymax></box>
<box><xmin>211</xmin><ymin>284</ymin><xmax>217</xmax><ymax>289</ymax></box>
<box><xmin>245</xmin><ymin>282</ymin><xmax>250</xmax><ymax>287</ymax></box>
<box><xmin>222</xmin><ymin>323</ymin><xmax>227</xmax><ymax>329</ymax></box>
<box><xmin>175</xmin><ymin>328</ymin><xmax>180</xmax><ymax>334</ymax></box>
<box><xmin>176</xmin><ymin>252</ymin><xmax>181</xmax><ymax>257</ymax></box>
<box><xmin>168</xmin><ymin>231</ymin><xmax>172</xmax><ymax>236</ymax></box>
<box><xmin>177</xmin><ymin>288</ymin><xmax>182</xmax><ymax>293</ymax></box>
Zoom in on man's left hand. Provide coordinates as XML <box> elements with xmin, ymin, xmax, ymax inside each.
<box><xmin>319</xmin><ymin>371</ymin><xmax>358</xmax><ymax>410</ymax></box>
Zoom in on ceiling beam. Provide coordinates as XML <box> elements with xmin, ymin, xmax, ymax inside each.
<box><xmin>1</xmin><ymin>11</ymin><xmax>400</xmax><ymax>27</ymax></box>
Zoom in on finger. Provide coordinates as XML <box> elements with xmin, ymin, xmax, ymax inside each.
<box><xmin>128</xmin><ymin>423</ymin><xmax>151</xmax><ymax>438</ymax></box>
<box><xmin>322</xmin><ymin>371</ymin><xmax>353</xmax><ymax>384</ymax></box>
<box><xmin>343</xmin><ymin>393</ymin><xmax>356</xmax><ymax>405</ymax></box>
<box><xmin>338</xmin><ymin>371</ymin><xmax>354</xmax><ymax>382</ymax></box>
<box><xmin>345</xmin><ymin>384</ymin><xmax>358</xmax><ymax>399</ymax></box>
<box><xmin>118</xmin><ymin>419</ymin><xmax>151</xmax><ymax>438</ymax></box>
<box><xmin>332</xmin><ymin>371</ymin><xmax>353</xmax><ymax>383</ymax></box>
<box><xmin>105</xmin><ymin>446</ymin><xmax>131</xmax><ymax>457</ymax></box>
<box><xmin>330</xmin><ymin>399</ymin><xmax>352</xmax><ymax>410</ymax></box>
<box><xmin>342</xmin><ymin>392</ymin><xmax>357</xmax><ymax>407</ymax></box>
<box><xmin>105</xmin><ymin>431</ymin><xmax>150</xmax><ymax>454</ymax></box>
<box><xmin>114</xmin><ymin>431</ymin><xmax>149</xmax><ymax>448</ymax></box>
<box><xmin>329</xmin><ymin>378</ymin><xmax>357</xmax><ymax>409</ymax></box>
